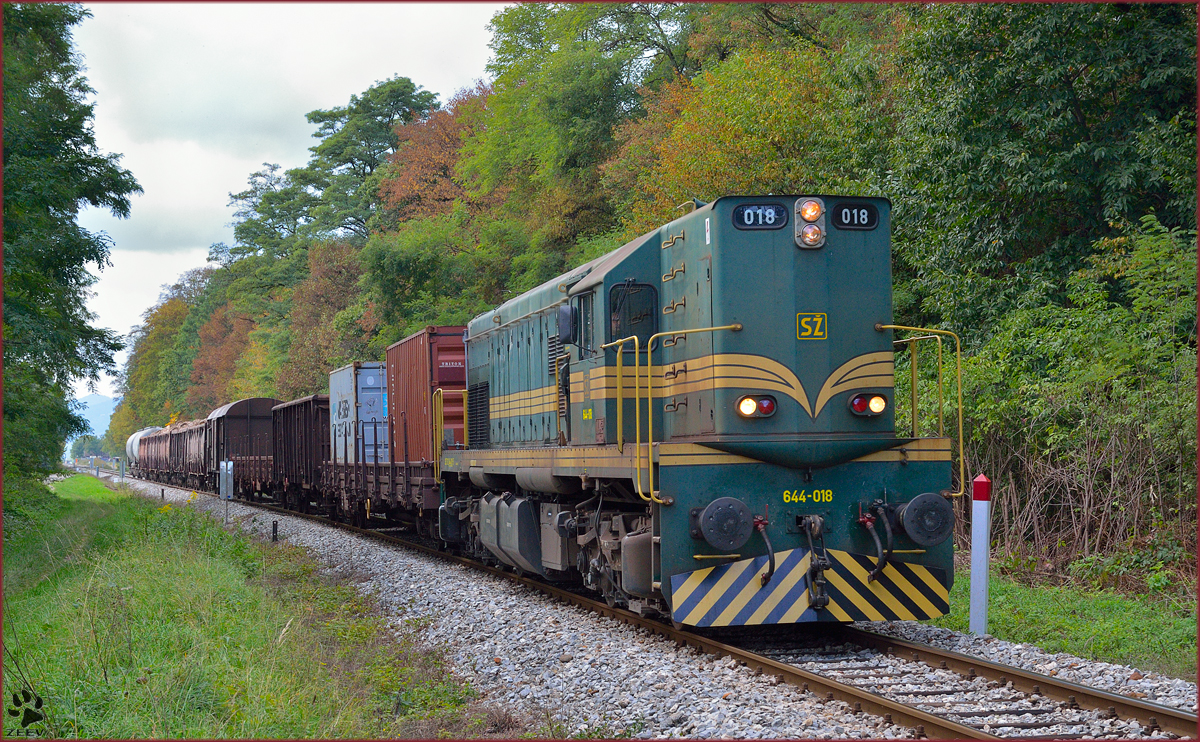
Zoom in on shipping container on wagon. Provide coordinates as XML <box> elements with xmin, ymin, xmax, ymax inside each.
<box><xmin>385</xmin><ymin>326</ymin><xmax>467</xmax><ymax>465</ymax></box>
<box><xmin>206</xmin><ymin>397</ymin><xmax>279</xmax><ymax>490</ymax></box>
<box><xmin>329</xmin><ymin>362</ymin><xmax>389</xmax><ymax>465</ymax></box>
<box><xmin>272</xmin><ymin>394</ymin><xmax>329</xmax><ymax>490</ymax></box>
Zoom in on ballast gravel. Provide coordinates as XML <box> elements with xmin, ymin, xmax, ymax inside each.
<box><xmin>860</xmin><ymin>622</ymin><xmax>1198</xmax><ymax>714</ymax></box>
<box><xmin>124</xmin><ymin>478</ymin><xmax>1195</xmax><ymax>738</ymax></box>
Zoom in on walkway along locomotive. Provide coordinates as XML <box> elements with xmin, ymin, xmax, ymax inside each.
<box><xmin>131</xmin><ymin>194</ymin><xmax>963</xmax><ymax>630</ymax></box>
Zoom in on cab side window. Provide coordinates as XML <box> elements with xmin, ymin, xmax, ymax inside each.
<box><xmin>577</xmin><ymin>292</ymin><xmax>594</xmax><ymax>355</ymax></box>
<box><xmin>609</xmin><ymin>282</ymin><xmax>657</xmax><ymax>347</ymax></box>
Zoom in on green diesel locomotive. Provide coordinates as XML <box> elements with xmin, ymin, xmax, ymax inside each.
<box><xmin>439</xmin><ymin>194</ymin><xmax>960</xmax><ymax>628</ymax></box>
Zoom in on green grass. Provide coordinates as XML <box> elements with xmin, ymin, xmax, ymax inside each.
<box><xmin>930</xmin><ymin>568</ymin><xmax>1197</xmax><ymax>679</ymax></box>
<box><xmin>3</xmin><ymin>475</ymin><xmax>506</xmax><ymax>739</ymax></box>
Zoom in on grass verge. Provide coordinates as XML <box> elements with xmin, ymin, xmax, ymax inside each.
<box><xmin>929</xmin><ymin>568</ymin><xmax>1197</xmax><ymax>680</ymax></box>
<box><xmin>3</xmin><ymin>474</ymin><xmax>520</xmax><ymax>738</ymax></box>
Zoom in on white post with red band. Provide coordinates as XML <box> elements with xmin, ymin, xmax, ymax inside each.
<box><xmin>970</xmin><ymin>474</ymin><xmax>992</xmax><ymax>635</ymax></box>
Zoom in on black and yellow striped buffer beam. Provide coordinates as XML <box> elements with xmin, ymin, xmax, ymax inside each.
<box><xmin>669</xmin><ymin>548</ymin><xmax>948</xmax><ymax>627</ymax></box>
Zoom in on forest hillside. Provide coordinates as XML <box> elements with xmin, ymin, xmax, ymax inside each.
<box><xmin>102</xmin><ymin>4</ymin><xmax>1197</xmax><ymax>585</ymax></box>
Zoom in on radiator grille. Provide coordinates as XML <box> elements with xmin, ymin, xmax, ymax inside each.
<box><xmin>547</xmin><ymin>332</ymin><xmax>562</xmax><ymax>376</ymax></box>
<box><xmin>468</xmin><ymin>381</ymin><xmax>490</xmax><ymax>447</ymax></box>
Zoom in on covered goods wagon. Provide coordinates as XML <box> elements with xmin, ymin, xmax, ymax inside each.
<box><xmin>207</xmin><ymin>397</ymin><xmax>279</xmax><ymax>493</ymax></box>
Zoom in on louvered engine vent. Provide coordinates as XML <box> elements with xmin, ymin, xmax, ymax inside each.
<box><xmin>467</xmin><ymin>381</ymin><xmax>490</xmax><ymax>447</ymax></box>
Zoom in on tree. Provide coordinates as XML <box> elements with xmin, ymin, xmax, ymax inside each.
<box><xmin>276</xmin><ymin>241</ymin><xmax>367</xmax><ymax>398</ymax></box>
<box><xmin>69</xmin><ymin>434</ymin><xmax>105</xmax><ymax>459</ymax></box>
<box><xmin>304</xmin><ymin>76</ymin><xmax>438</xmax><ymax>239</ymax></box>
<box><xmin>210</xmin><ymin>164</ymin><xmax>318</xmax><ymax>265</ymax></box>
<box><xmin>893</xmin><ymin>3</ymin><xmax>1197</xmax><ymax>334</ymax></box>
<box><xmin>104</xmin><ymin>295</ymin><xmax>190</xmax><ymax>449</ymax></box>
<box><xmin>377</xmin><ymin>85</ymin><xmax>495</xmax><ymax>224</ymax></box>
<box><xmin>3</xmin><ymin>3</ymin><xmax>141</xmax><ymax>476</ymax></box>
<box><xmin>186</xmin><ymin>303</ymin><xmax>253</xmax><ymax>414</ymax></box>
<box><xmin>604</xmin><ymin>44</ymin><xmax>890</xmax><ymax>234</ymax></box>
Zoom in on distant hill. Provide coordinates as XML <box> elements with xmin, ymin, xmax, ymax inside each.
<box><xmin>75</xmin><ymin>393</ymin><xmax>117</xmax><ymax>438</ymax></box>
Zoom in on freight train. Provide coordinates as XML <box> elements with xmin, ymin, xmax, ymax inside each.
<box><xmin>130</xmin><ymin>194</ymin><xmax>963</xmax><ymax>629</ymax></box>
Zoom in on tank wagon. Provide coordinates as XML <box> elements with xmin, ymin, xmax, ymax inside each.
<box><xmin>128</xmin><ymin>194</ymin><xmax>961</xmax><ymax>629</ymax></box>
<box><xmin>124</xmin><ymin>426</ymin><xmax>162</xmax><ymax>474</ymax></box>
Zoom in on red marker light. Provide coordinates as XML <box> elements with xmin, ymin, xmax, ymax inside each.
<box><xmin>850</xmin><ymin>395</ymin><xmax>870</xmax><ymax>414</ymax></box>
<box><xmin>757</xmin><ymin>397</ymin><xmax>776</xmax><ymax>416</ymax></box>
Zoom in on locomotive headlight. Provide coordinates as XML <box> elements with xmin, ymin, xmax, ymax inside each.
<box><xmin>737</xmin><ymin>395</ymin><xmax>777</xmax><ymax>418</ymax></box>
<box><xmin>800</xmin><ymin>224</ymin><xmax>824</xmax><ymax>246</ymax></box>
<box><xmin>850</xmin><ymin>393</ymin><xmax>887</xmax><ymax>416</ymax></box>
<box><xmin>799</xmin><ymin>199</ymin><xmax>823</xmax><ymax>222</ymax></box>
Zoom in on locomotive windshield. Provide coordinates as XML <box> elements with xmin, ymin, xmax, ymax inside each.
<box><xmin>609</xmin><ymin>280</ymin><xmax>657</xmax><ymax>347</ymax></box>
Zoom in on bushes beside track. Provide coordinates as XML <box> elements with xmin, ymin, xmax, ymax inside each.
<box><xmin>932</xmin><ymin>567</ymin><xmax>1197</xmax><ymax>680</ymax></box>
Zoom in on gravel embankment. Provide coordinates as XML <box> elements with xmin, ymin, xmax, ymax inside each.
<box><xmin>122</xmin><ymin>477</ymin><xmax>1195</xmax><ymax>738</ymax></box>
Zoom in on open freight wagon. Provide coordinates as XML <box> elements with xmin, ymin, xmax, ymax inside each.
<box><xmin>322</xmin><ymin>326</ymin><xmax>466</xmax><ymax>524</ymax></box>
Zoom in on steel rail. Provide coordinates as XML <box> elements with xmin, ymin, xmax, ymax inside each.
<box><xmin>840</xmin><ymin>626</ymin><xmax>1197</xmax><ymax>738</ymax></box>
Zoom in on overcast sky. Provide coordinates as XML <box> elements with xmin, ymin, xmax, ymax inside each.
<box><xmin>72</xmin><ymin>2</ymin><xmax>505</xmax><ymax>399</ymax></box>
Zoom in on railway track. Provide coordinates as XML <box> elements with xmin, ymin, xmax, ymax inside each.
<box><xmin>123</xmin><ymin>475</ymin><xmax>1197</xmax><ymax>740</ymax></box>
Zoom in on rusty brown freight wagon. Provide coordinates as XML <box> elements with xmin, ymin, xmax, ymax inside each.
<box><xmin>272</xmin><ymin>394</ymin><xmax>330</xmax><ymax>512</ymax></box>
<box><xmin>207</xmin><ymin>397</ymin><xmax>279</xmax><ymax>496</ymax></box>
<box><xmin>138</xmin><ymin>418</ymin><xmax>206</xmax><ymax>488</ymax></box>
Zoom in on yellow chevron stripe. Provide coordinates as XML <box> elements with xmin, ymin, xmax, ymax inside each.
<box><xmin>744</xmin><ymin>552</ymin><xmax>812</xmax><ymax>625</ymax></box>
<box><xmin>813</xmin><ymin>352</ymin><xmax>895</xmax><ymax>416</ymax></box>
<box><xmin>830</xmin><ymin>551</ymin><xmax>917</xmax><ymax>620</ymax></box>
<box><xmin>666</xmin><ymin>565</ymin><xmax>714</xmax><ymax>608</ymax></box>
<box><xmin>911</xmin><ymin>562</ymin><xmax>951</xmax><ymax>602</ymax></box>
<box><xmin>823</xmin><ymin>569</ymin><xmax>887</xmax><ymax>621</ymax></box>
<box><xmin>879</xmin><ymin>563</ymin><xmax>940</xmax><ymax>617</ymax></box>
<box><xmin>682</xmin><ymin>559</ymin><xmax>757</xmax><ymax>625</ymax></box>
<box><xmin>557</xmin><ymin>352</ymin><xmax>893</xmax><ymax>420</ymax></box>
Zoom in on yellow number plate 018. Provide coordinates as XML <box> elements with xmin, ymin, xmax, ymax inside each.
<box><xmin>783</xmin><ymin>489</ymin><xmax>833</xmax><ymax>503</ymax></box>
<box><xmin>796</xmin><ymin>313</ymin><xmax>827</xmax><ymax>340</ymax></box>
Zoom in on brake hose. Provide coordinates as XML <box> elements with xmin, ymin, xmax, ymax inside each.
<box><xmin>755</xmin><ymin>515</ymin><xmax>775</xmax><ymax>585</ymax></box>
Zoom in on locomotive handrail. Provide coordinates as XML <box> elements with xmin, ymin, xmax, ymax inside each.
<box><xmin>892</xmin><ymin>334</ymin><xmax>945</xmax><ymax>437</ymax></box>
<box><xmin>876</xmin><ymin>324</ymin><xmax>965</xmax><ymax>497</ymax></box>
<box><xmin>600</xmin><ymin>335</ymin><xmax>650</xmax><ymax>502</ymax></box>
<box><xmin>643</xmin><ymin>323</ymin><xmax>744</xmax><ymax>505</ymax></box>
<box><xmin>433</xmin><ymin>388</ymin><xmax>444</xmax><ymax>480</ymax></box>
<box><xmin>461</xmin><ymin>389</ymin><xmax>469</xmax><ymax>448</ymax></box>
<box><xmin>552</xmin><ymin>353</ymin><xmax>571</xmax><ymax>434</ymax></box>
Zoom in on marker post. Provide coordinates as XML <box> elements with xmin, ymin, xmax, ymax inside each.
<box><xmin>969</xmin><ymin>474</ymin><xmax>992</xmax><ymax>636</ymax></box>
